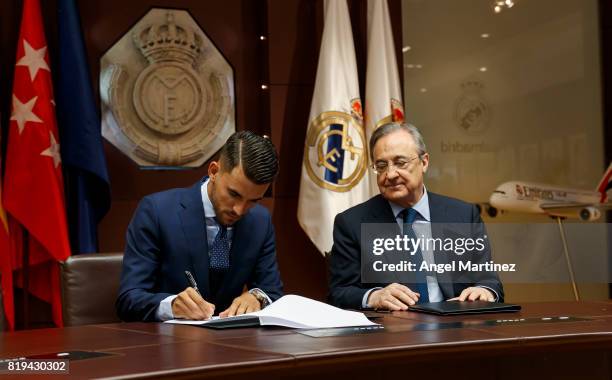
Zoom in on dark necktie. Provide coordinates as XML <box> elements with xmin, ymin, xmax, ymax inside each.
<box><xmin>209</xmin><ymin>225</ymin><xmax>230</xmax><ymax>271</ymax></box>
<box><xmin>402</xmin><ymin>208</ymin><xmax>430</xmax><ymax>303</ymax></box>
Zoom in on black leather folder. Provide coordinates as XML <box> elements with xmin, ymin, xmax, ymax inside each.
<box><xmin>199</xmin><ymin>315</ymin><xmax>262</xmax><ymax>329</ymax></box>
<box><xmin>409</xmin><ymin>301</ymin><xmax>521</xmax><ymax>315</ymax></box>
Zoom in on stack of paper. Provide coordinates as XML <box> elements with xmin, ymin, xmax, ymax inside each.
<box><xmin>165</xmin><ymin>294</ymin><xmax>377</xmax><ymax>329</ymax></box>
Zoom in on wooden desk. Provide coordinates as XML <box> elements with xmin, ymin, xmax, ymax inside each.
<box><xmin>2</xmin><ymin>301</ymin><xmax>612</xmax><ymax>379</ymax></box>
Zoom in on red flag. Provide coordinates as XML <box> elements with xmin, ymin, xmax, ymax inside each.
<box><xmin>2</xmin><ymin>0</ymin><xmax>71</xmax><ymax>328</ymax></box>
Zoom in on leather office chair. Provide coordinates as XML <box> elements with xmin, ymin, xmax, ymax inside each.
<box><xmin>59</xmin><ymin>253</ymin><xmax>123</xmax><ymax>326</ymax></box>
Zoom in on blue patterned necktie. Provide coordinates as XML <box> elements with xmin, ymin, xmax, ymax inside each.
<box><xmin>209</xmin><ymin>225</ymin><xmax>230</xmax><ymax>271</ymax></box>
<box><xmin>402</xmin><ymin>208</ymin><xmax>430</xmax><ymax>303</ymax></box>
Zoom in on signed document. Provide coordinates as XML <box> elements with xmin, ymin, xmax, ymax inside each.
<box><xmin>165</xmin><ymin>295</ymin><xmax>378</xmax><ymax>329</ymax></box>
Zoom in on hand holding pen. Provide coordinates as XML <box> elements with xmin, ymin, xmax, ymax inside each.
<box><xmin>170</xmin><ymin>271</ymin><xmax>215</xmax><ymax>320</ymax></box>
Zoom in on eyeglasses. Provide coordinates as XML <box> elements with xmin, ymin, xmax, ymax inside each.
<box><xmin>371</xmin><ymin>155</ymin><xmax>420</xmax><ymax>175</ymax></box>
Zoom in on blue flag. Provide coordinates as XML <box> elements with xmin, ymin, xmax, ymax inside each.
<box><xmin>56</xmin><ymin>0</ymin><xmax>111</xmax><ymax>254</ymax></box>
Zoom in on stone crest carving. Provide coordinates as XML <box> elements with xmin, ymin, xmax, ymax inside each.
<box><xmin>100</xmin><ymin>9</ymin><xmax>235</xmax><ymax>167</ymax></box>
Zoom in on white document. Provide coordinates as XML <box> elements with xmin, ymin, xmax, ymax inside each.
<box><xmin>164</xmin><ymin>294</ymin><xmax>377</xmax><ymax>329</ymax></box>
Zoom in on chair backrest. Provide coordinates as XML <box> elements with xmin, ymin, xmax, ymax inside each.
<box><xmin>59</xmin><ymin>253</ymin><xmax>123</xmax><ymax>326</ymax></box>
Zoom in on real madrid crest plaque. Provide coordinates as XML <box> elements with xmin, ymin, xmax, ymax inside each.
<box><xmin>100</xmin><ymin>8</ymin><xmax>235</xmax><ymax>168</ymax></box>
<box><xmin>453</xmin><ymin>79</ymin><xmax>490</xmax><ymax>136</ymax></box>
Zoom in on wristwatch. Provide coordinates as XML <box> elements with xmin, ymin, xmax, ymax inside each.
<box><xmin>249</xmin><ymin>288</ymin><xmax>271</xmax><ymax>308</ymax></box>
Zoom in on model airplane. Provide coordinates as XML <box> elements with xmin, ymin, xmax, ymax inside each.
<box><xmin>483</xmin><ymin>163</ymin><xmax>612</xmax><ymax>221</ymax></box>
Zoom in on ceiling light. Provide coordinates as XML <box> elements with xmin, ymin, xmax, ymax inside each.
<box><xmin>493</xmin><ymin>0</ymin><xmax>515</xmax><ymax>13</ymax></box>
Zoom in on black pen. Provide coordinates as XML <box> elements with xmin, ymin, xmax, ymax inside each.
<box><xmin>184</xmin><ymin>270</ymin><xmax>201</xmax><ymax>296</ymax></box>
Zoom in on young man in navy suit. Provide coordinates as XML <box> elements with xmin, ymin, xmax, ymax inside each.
<box><xmin>117</xmin><ymin>131</ymin><xmax>283</xmax><ymax>321</ymax></box>
<box><xmin>328</xmin><ymin>122</ymin><xmax>503</xmax><ymax>310</ymax></box>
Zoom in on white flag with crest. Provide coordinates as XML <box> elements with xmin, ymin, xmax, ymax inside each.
<box><xmin>365</xmin><ymin>0</ymin><xmax>405</xmax><ymax>192</ymax></box>
<box><xmin>298</xmin><ymin>0</ymin><xmax>372</xmax><ymax>255</ymax></box>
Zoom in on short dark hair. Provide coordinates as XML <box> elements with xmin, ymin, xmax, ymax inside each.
<box><xmin>369</xmin><ymin>122</ymin><xmax>427</xmax><ymax>160</ymax></box>
<box><xmin>219</xmin><ymin>130</ymin><xmax>279</xmax><ymax>184</ymax></box>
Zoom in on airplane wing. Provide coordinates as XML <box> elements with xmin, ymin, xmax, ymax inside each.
<box><xmin>539</xmin><ymin>202</ymin><xmax>612</xmax><ymax>220</ymax></box>
<box><xmin>540</xmin><ymin>202</ymin><xmax>612</xmax><ymax>212</ymax></box>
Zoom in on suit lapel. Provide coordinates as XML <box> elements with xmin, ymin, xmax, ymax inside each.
<box><xmin>367</xmin><ymin>195</ymin><xmax>403</xmax><ymax>284</ymax></box>
<box><xmin>178</xmin><ymin>180</ymin><xmax>211</xmax><ymax>298</ymax></box>
<box><xmin>367</xmin><ymin>195</ymin><xmax>398</xmax><ymax>224</ymax></box>
<box><xmin>428</xmin><ymin>192</ymin><xmax>455</xmax><ymax>298</ymax></box>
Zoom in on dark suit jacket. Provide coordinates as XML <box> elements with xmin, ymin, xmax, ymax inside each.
<box><xmin>328</xmin><ymin>192</ymin><xmax>504</xmax><ymax>309</ymax></box>
<box><xmin>116</xmin><ymin>179</ymin><xmax>283</xmax><ymax>321</ymax></box>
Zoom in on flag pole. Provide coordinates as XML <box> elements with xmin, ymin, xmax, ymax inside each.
<box><xmin>21</xmin><ymin>228</ymin><xmax>29</xmax><ymax>329</ymax></box>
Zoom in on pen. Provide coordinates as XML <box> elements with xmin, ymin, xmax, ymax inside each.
<box><xmin>184</xmin><ymin>270</ymin><xmax>201</xmax><ymax>296</ymax></box>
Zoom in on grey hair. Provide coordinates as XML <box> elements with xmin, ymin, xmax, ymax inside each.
<box><xmin>369</xmin><ymin>122</ymin><xmax>427</xmax><ymax>160</ymax></box>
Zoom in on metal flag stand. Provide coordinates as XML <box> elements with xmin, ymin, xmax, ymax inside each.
<box><xmin>556</xmin><ymin>216</ymin><xmax>580</xmax><ymax>301</ymax></box>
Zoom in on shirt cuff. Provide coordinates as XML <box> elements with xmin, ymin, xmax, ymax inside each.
<box><xmin>156</xmin><ymin>294</ymin><xmax>178</xmax><ymax>321</ymax></box>
<box><xmin>361</xmin><ymin>287</ymin><xmax>383</xmax><ymax>308</ymax></box>
<box><xmin>249</xmin><ymin>288</ymin><xmax>273</xmax><ymax>307</ymax></box>
<box><xmin>475</xmin><ymin>285</ymin><xmax>499</xmax><ymax>302</ymax></box>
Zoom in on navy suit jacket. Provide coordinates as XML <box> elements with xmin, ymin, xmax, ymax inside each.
<box><xmin>328</xmin><ymin>192</ymin><xmax>504</xmax><ymax>309</ymax></box>
<box><xmin>116</xmin><ymin>179</ymin><xmax>283</xmax><ymax>321</ymax></box>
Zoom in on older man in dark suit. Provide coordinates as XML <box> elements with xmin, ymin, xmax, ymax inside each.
<box><xmin>329</xmin><ymin>122</ymin><xmax>503</xmax><ymax>310</ymax></box>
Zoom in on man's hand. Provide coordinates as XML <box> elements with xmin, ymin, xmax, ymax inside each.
<box><xmin>367</xmin><ymin>283</ymin><xmax>420</xmax><ymax>311</ymax></box>
<box><xmin>219</xmin><ymin>291</ymin><xmax>261</xmax><ymax>317</ymax></box>
<box><xmin>448</xmin><ymin>287</ymin><xmax>495</xmax><ymax>302</ymax></box>
<box><xmin>171</xmin><ymin>287</ymin><xmax>215</xmax><ymax>320</ymax></box>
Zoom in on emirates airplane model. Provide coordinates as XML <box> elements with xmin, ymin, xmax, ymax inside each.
<box><xmin>484</xmin><ymin>163</ymin><xmax>612</xmax><ymax>221</ymax></box>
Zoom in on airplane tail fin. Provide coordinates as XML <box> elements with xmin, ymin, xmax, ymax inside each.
<box><xmin>596</xmin><ymin>162</ymin><xmax>612</xmax><ymax>203</ymax></box>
